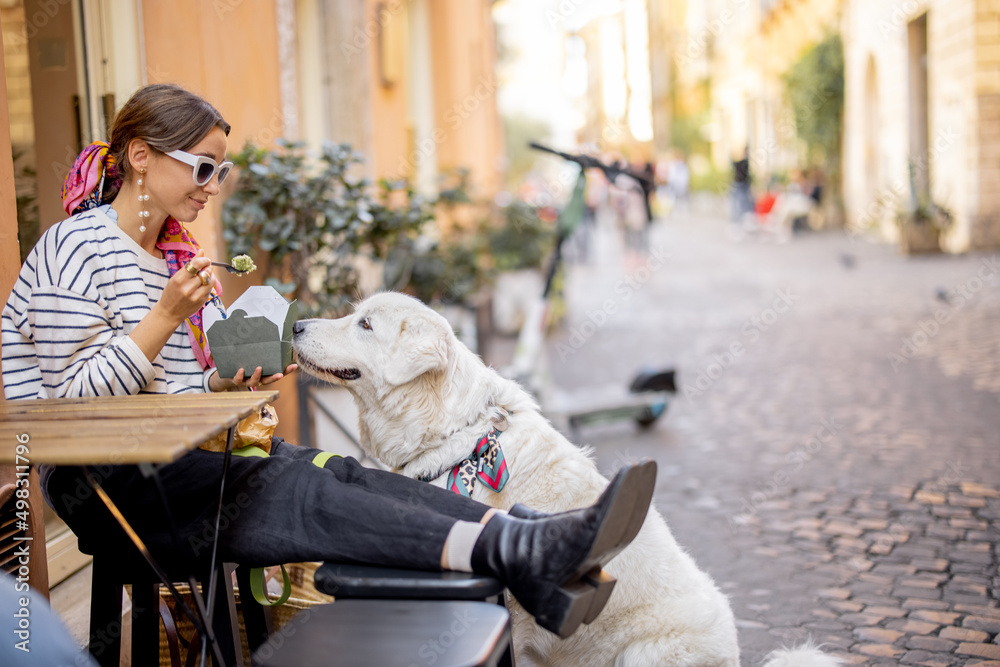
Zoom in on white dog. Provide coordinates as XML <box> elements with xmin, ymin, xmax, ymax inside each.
<box><xmin>293</xmin><ymin>292</ymin><xmax>841</xmax><ymax>667</ymax></box>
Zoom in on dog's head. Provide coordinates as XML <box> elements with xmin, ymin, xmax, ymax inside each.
<box><xmin>292</xmin><ymin>292</ymin><xmax>454</xmax><ymax>395</ymax></box>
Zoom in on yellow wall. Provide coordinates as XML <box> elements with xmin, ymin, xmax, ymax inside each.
<box><xmin>139</xmin><ymin>0</ymin><xmax>285</xmax><ymax>272</ymax></box>
<box><xmin>842</xmin><ymin>0</ymin><xmax>1000</xmax><ymax>249</ymax></box>
<box><xmin>142</xmin><ymin>0</ymin><xmax>299</xmax><ymax>440</ymax></box>
<box><xmin>757</xmin><ymin>0</ymin><xmax>842</xmax><ymax>82</ymax></box>
<box><xmin>367</xmin><ymin>0</ymin><xmax>411</xmax><ymax>181</ymax></box>
<box><xmin>0</xmin><ymin>34</ymin><xmax>22</xmax><ymax>378</ymax></box>
<box><xmin>23</xmin><ymin>0</ymin><xmax>81</xmax><ymax>234</ymax></box>
<box><xmin>974</xmin><ymin>0</ymin><xmax>1000</xmax><ymax>247</ymax></box>
<box><xmin>365</xmin><ymin>0</ymin><xmax>502</xmax><ymax>198</ymax></box>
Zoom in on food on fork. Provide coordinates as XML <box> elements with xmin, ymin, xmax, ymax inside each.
<box><xmin>230</xmin><ymin>254</ymin><xmax>257</xmax><ymax>274</ymax></box>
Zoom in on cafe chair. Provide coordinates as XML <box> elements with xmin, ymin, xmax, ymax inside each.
<box><xmin>312</xmin><ymin>562</ymin><xmax>515</xmax><ymax>666</ymax></box>
<box><xmin>84</xmin><ymin>538</ymin><xmax>268</xmax><ymax>667</ymax></box>
<box><xmin>0</xmin><ymin>469</ymin><xmax>49</xmax><ymax>595</ymax></box>
<box><xmin>252</xmin><ymin>599</ymin><xmax>511</xmax><ymax>667</ymax></box>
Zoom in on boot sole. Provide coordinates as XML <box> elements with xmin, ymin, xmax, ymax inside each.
<box><xmin>573</xmin><ymin>459</ymin><xmax>657</xmax><ymax>580</ymax></box>
<box><xmin>532</xmin><ymin>579</ymin><xmax>597</xmax><ymax>638</ymax></box>
<box><xmin>536</xmin><ymin>461</ymin><xmax>654</xmax><ymax>637</ymax></box>
<box><xmin>604</xmin><ymin>460</ymin><xmax>657</xmax><ymax>564</ymax></box>
<box><xmin>523</xmin><ymin>461</ymin><xmax>656</xmax><ymax>638</ymax></box>
<box><xmin>581</xmin><ymin>567</ymin><xmax>617</xmax><ymax>624</ymax></box>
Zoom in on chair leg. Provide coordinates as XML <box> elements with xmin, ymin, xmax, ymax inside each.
<box><xmin>496</xmin><ymin>596</ymin><xmax>516</xmax><ymax>667</ymax></box>
<box><xmin>208</xmin><ymin>562</ymin><xmax>242</xmax><ymax>667</ymax></box>
<box><xmin>131</xmin><ymin>577</ymin><xmax>161</xmax><ymax>667</ymax></box>
<box><xmin>88</xmin><ymin>557</ymin><xmax>124</xmax><ymax>667</ymax></box>
<box><xmin>235</xmin><ymin>564</ymin><xmax>273</xmax><ymax>653</ymax></box>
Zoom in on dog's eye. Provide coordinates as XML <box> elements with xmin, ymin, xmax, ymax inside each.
<box><xmin>359</xmin><ymin>317</ymin><xmax>372</xmax><ymax>331</ymax></box>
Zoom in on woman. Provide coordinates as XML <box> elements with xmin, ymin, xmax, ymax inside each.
<box><xmin>0</xmin><ymin>84</ymin><xmax>653</xmax><ymax>639</ymax></box>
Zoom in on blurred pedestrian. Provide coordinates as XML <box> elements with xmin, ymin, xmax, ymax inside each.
<box><xmin>666</xmin><ymin>150</ymin><xmax>690</xmax><ymax>215</ymax></box>
<box><xmin>614</xmin><ymin>172</ymin><xmax>648</xmax><ymax>254</ymax></box>
<box><xmin>730</xmin><ymin>148</ymin><xmax>754</xmax><ymax>225</ymax></box>
<box><xmin>573</xmin><ymin>167</ymin><xmax>607</xmax><ymax>262</ymax></box>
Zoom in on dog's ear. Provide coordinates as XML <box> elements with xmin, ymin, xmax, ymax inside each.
<box><xmin>384</xmin><ymin>315</ymin><xmax>451</xmax><ymax>386</ymax></box>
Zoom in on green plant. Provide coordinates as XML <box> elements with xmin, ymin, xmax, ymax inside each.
<box><xmin>223</xmin><ymin>140</ymin><xmax>435</xmax><ymax>317</ymax></box>
<box><xmin>483</xmin><ymin>200</ymin><xmax>554</xmax><ymax>272</ymax></box>
<box><xmin>689</xmin><ymin>163</ymin><xmax>730</xmax><ymax>194</ymax></box>
<box><xmin>782</xmin><ymin>33</ymin><xmax>844</xmax><ymax>218</ymax></box>
<box><xmin>669</xmin><ymin>109</ymin><xmax>712</xmax><ymax>161</ymax></box>
<box><xmin>896</xmin><ymin>159</ymin><xmax>953</xmax><ymax>232</ymax></box>
<box><xmin>896</xmin><ymin>198</ymin><xmax>953</xmax><ymax>231</ymax></box>
<box><xmin>403</xmin><ymin>230</ymin><xmax>487</xmax><ymax>305</ymax></box>
<box><xmin>502</xmin><ymin>114</ymin><xmax>553</xmax><ymax>189</ymax></box>
<box><xmin>783</xmin><ymin>34</ymin><xmax>844</xmax><ymax>169</ymax></box>
<box><xmin>223</xmin><ymin>141</ymin><xmax>488</xmax><ymax>316</ymax></box>
<box><xmin>379</xmin><ymin>168</ymin><xmax>490</xmax><ymax>305</ymax></box>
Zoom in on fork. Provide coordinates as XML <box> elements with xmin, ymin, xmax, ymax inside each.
<box><xmin>210</xmin><ymin>261</ymin><xmax>250</xmax><ymax>276</ymax></box>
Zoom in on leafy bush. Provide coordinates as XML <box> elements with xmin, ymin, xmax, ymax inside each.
<box><xmin>222</xmin><ymin>142</ymin><xmax>495</xmax><ymax>314</ymax></box>
<box><xmin>403</xmin><ymin>231</ymin><xmax>487</xmax><ymax>305</ymax></box>
<box><xmin>782</xmin><ymin>33</ymin><xmax>844</xmax><ymax>175</ymax></box>
<box><xmin>483</xmin><ymin>201</ymin><xmax>554</xmax><ymax>272</ymax></box>
<box><xmin>223</xmin><ymin>140</ymin><xmax>438</xmax><ymax>316</ymax></box>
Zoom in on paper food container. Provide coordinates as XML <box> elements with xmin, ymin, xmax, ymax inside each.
<box><xmin>206</xmin><ymin>286</ymin><xmax>298</xmax><ymax>378</ymax></box>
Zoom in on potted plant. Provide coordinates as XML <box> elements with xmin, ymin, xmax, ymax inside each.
<box><xmin>223</xmin><ymin>139</ymin><xmax>438</xmax><ymax>317</ymax></box>
<box><xmin>895</xmin><ymin>158</ymin><xmax>954</xmax><ymax>255</ymax></box>
<box><xmin>483</xmin><ymin>199</ymin><xmax>555</xmax><ymax>336</ymax></box>
<box><xmin>896</xmin><ymin>198</ymin><xmax>952</xmax><ymax>255</ymax></box>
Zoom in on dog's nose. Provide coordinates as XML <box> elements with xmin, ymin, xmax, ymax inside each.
<box><xmin>292</xmin><ymin>321</ymin><xmax>306</xmax><ymax>336</ymax></box>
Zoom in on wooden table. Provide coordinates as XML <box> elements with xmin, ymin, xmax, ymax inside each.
<box><xmin>1</xmin><ymin>390</ymin><xmax>279</xmax><ymax>667</ymax></box>
<box><xmin>0</xmin><ymin>391</ymin><xmax>278</xmax><ymax>465</ymax></box>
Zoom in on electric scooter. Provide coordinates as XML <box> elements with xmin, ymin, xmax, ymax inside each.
<box><xmin>503</xmin><ymin>142</ymin><xmax>677</xmax><ymax>435</ymax></box>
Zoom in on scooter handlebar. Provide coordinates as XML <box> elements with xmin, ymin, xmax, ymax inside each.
<box><xmin>527</xmin><ymin>141</ymin><xmax>653</xmax><ymax>190</ymax></box>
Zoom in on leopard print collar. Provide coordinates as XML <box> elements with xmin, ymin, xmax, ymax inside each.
<box><xmin>419</xmin><ymin>412</ymin><xmax>511</xmax><ymax>496</ymax></box>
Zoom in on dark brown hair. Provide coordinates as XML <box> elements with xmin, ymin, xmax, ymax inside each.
<box><xmin>104</xmin><ymin>84</ymin><xmax>231</xmax><ymax>201</ymax></box>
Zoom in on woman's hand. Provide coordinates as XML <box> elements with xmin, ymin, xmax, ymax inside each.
<box><xmin>208</xmin><ymin>364</ymin><xmax>298</xmax><ymax>392</ymax></box>
<box><xmin>155</xmin><ymin>250</ymin><xmax>217</xmax><ymax>326</ymax></box>
<box><xmin>131</xmin><ymin>250</ymin><xmax>217</xmax><ymax>364</ymax></box>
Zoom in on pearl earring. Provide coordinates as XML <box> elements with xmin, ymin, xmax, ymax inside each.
<box><xmin>137</xmin><ymin>168</ymin><xmax>150</xmax><ymax>232</ymax></box>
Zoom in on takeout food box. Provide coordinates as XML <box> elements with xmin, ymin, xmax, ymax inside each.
<box><xmin>206</xmin><ymin>286</ymin><xmax>298</xmax><ymax>378</ymax></box>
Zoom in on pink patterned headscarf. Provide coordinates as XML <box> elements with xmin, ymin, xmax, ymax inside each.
<box><xmin>61</xmin><ymin>141</ymin><xmax>221</xmax><ymax>371</ymax></box>
<box><xmin>61</xmin><ymin>141</ymin><xmax>115</xmax><ymax>216</ymax></box>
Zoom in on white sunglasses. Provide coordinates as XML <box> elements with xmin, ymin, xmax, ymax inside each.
<box><xmin>166</xmin><ymin>149</ymin><xmax>234</xmax><ymax>186</ymax></box>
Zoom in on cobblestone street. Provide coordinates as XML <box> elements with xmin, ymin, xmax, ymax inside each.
<box><xmin>545</xmin><ymin>201</ymin><xmax>1000</xmax><ymax>665</ymax></box>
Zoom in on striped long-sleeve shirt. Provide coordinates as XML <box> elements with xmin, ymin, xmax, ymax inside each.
<box><xmin>2</xmin><ymin>205</ymin><xmax>221</xmax><ymax>400</ymax></box>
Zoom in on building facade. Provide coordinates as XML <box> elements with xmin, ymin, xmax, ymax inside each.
<box><xmin>0</xmin><ymin>0</ymin><xmax>504</xmax><ymax>583</ymax></box>
<box><xmin>842</xmin><ymin>0</ymin><xmax>1000</xmax><ymax>250</ymax></box>
<box><xmin>0</xmin><ymin>0</ymin><xmax>504</xmax><ymax>429</ymax></box>
<box><xmin>645</xmin><ymin>0</ymin><xmax>842</xmax><ymax>194</ymax></box>
<box><xmin>572</xmin><ymin>1</ymin><xmax>657</xmax><ymax>161</ymax></box>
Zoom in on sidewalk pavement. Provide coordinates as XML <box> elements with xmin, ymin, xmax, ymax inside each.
<box><xmin>542</xmin><ymin>201</ymin><xmax>1000</xmax><ymax>665</ymax></box>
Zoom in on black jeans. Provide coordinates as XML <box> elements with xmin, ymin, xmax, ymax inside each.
<box><xmin>41</xmin><ymin>438</ymin><xmax>490</xmax><ymax>570</ymax></box>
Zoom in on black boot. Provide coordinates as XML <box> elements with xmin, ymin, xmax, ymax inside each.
<box><xmin>508</xmin><ymin>464</ymin><xmax>654</xmax><ymax>554</ymax></box>
<box><xmin>507</xmin><ymin>503</ymin><xmax>550</xmax><ymax>520</ymax></box>
<box><xmin>508</xmin><ymin>504</ymin><xmax>620</xmax><ymax>625</ymax></box>
<box><xmin>471</xmin><ymin>460</ymin><xmax>656</xmax><ymax>638</ymax></box>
